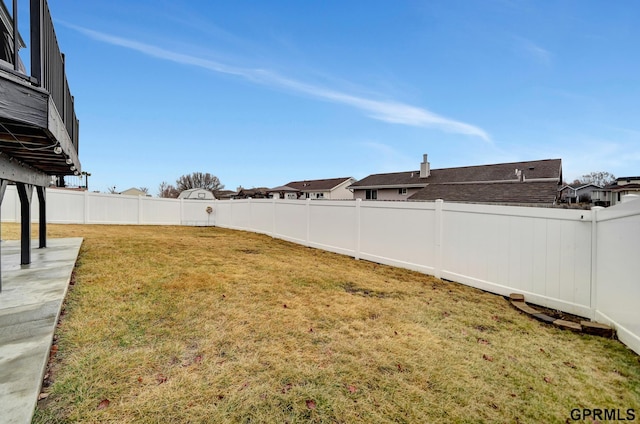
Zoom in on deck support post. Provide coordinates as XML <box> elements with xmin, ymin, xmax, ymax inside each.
<box><xmin>37</xmin><ymin>186</ymin><xmax>46</xmax><ymax>248</ymax></box>
<box><xmin>0</xmin><ymin>179</ymin><xmax>7</xmax><ymax>291</ymax></box>
<box><xmin>16</xmin><ymin>183</ymin><xmax>33</xmax><ymax>265</ymax></box>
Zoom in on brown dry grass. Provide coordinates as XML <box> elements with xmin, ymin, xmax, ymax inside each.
<box><xmin>2</xmin><ymin>223</ymin><xmax>638</xmax><ymax>423</ymax></box>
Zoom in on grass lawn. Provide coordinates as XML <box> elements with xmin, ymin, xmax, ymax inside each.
<box><xmin>2</xmin><ymin>223</ymin><xmax>638</xmax><ymax>423</ymax></box>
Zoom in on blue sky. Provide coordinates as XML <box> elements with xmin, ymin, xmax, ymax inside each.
<box><xmin>42</xmin><ymin>0</ymin><xmax>640</xmax><ymax>193</ymax></box>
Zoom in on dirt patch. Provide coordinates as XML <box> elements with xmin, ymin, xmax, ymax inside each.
<box><xmin>341</xmin><ymin>282</ymin><xmax>399</xmax><ymax>299</ymax></box>
<box><xmin>527</xmin><ymin>303</ymin><xmax>585</xmax><ymax>324</ymax></box>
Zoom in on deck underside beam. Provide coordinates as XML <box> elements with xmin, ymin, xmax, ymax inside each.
<box><xmin>0</xmin><ymin>151</ymin><xmax>50</xmax><ymax>186</ymax></box>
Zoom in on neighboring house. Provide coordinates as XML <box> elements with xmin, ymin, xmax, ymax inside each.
<box><xmin>178</xmin><ymin>188</ymin><xmax>216</xmax><ymax>200</ymax></box>
<box><xmin>119</xmin><ymin>188</ymin><xmax>150</xmax><ymax>197</ymax></box>
<box><xmin>592</xmin><ymin>177</ymin><xmax>640</xmax><ymax>207</ymax></box>
<box><xmin>234</xmin><ymin>187</ymin><xmax>270</xmax><ymax>199</ymax></box>
<box><xmin>279</xmin><ymin>177</ymin><xmax>356</xmax><ymax>200</ymax></box>
<box><xmin>268</xmin><ymin>185</ymin><xmax>300</xmax><ymax>200</ymax></box>
<box><xmin>216</xmin><ymin>190</ymin><xmax>237</xmax><ymax>200</ymax></box>
<box><xmin>559</xmin><ymin>183</ymin><xmax>601</xmax><ymax>204</ymax></box>
<box><xmin>349</xmin><ymin>154</ymin><xmax>562</xmax><ymax>206</ymax></box>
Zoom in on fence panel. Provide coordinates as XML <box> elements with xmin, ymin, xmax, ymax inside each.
<box><xmin>44</xmin><ymin>189</ymin><xmax>85</xmax><ymax>223</ymax></box>
<box><xmin>440</xmin><ymin>203</ymin><xmax>592</xmax><ymax>317</ymax></box>
<box><xmin>1</xmin><ymin>185</ymin><xmax>20</xmax><ymax>222</ymax></box>
<box><xmin>359</xmin><ymin>201</ymin><xmax>437</xmax><ymax>274</ymax></box>
<box><xmin>273</xmin><ymin>200</ymin><xmax>308</xmax><ymax>244</ymax></box>
<box><xmin>87</xmin><ymin>193</ymin><xmax>139</xmax><ymax>224</ymax></box>
<box><xmin>228</xmin><ymin>200</ymin><xmax>251</xmax><ymax>229</ymax></box>
<box><xmin>308</xmin><ymin>201</ymin><xmax>357</xmax><ymax>256</ymax></box>
<box><xmin>594</xmin><ymin>199</ymin><xmax>640</xmax><ymax>355</ymax></box>
<box><xmin>213</xmin><ymin>200</ymin><xmax>234</xmax><ymax>228</ymax></box>
<box><xmin>249</xmin><ymin>199</ymin><xmax>276</xmax><ymax>235</ymax></box>
<box><xmin>142</xmin><ymin>197</ymin><xmax>183</xmax><ymax>225</ymax></box>
<box><xmin>182</xmin><ymin>200</ymin><xmax>216</xmax><ymax>226</ymax></box>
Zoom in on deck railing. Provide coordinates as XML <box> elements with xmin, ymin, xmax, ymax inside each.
<box><xmin>1</xmin><ymin>0</ymin><xmax>78</xmax><ymax>152</ymax></box>
<box><xmin>30</xmin><ymin>0</ymin><xmax>79</xmax><ymax>152</ymax></box>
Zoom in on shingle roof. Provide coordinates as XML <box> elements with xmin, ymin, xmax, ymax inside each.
<box><xmin>350</xmin><ymin>159</ymin><xmax>561</xmax><ymax>189</ymax></box>
<box><xmin>611</xmin><ymin>183</ymin><xmax>640</xmax><ymax>192</ymax></box>
<box><xmin>348</xmin><ymin>171</ymin><xmax>426</xmax><ymax>189</ymax></box>
<box><xmin>351</xmin><ymin>158</ymin><xmax>562</xmax><ymax>205</ymax></box>
<box><xmin>408</xmin><ymin>181</ymin><xmax>560</xmax><ymax>204</ymax></box>
<box><xmin>236</xmin><ymin>187</ymin><xmax>270</xmax><ymax>197</ymax></box>
<box><xmin>285</xmin><ymin>177</ymin><xmax>354</xmax><ymax>192</ymax></box>
<box><xmin>268</xmin><ymin>185</ymin><xmax>300</xmax><ymax>192</ymax></box>
<box><xmin>430</xmin><ymin>159</ymin><xmax>561</xmax><ymax>183</ymax></box>
<box><xmin>559</xmin><ymin>183</ymin><xmax>601</xmax><ymax>191</ymax></box>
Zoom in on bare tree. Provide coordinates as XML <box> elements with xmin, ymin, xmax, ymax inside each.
<box><xmin>158</xmin><ymin>181</ymin><xmax>179</xmax><ymax>198</ymax></box>
<box><xmin>158</xmin><ymin>173</ymin><xmax>225</xmax><ymax>198</ymax></box>
<box><xmin>107</xmin><ymin>186</ymin><xmax>118</xmax><ymax>194</ymax></box>
<box><xmin>139</xmin><ymin>187</ymin><xmax>149</xmax><ymax>195</ymax></box>
<box><xmin>175</xmin><ymin>172</ymin><xmax>224</xmax><ymax>194</ymax></box>
<box><xmin>579</xmin><ymin>171</ymin><xmax>616</xmax><ymax>187</ymax></box>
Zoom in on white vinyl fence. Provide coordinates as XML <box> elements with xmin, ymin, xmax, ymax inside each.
<box><xmin>592</xmin><ymin>200</ymin><xmax>640</xmax><ymax>355</ymax></box>
<box><xmin>215</xmin><ymin>199</ymin><xmax>595</xmax><ymax>317</ymax></box>
<box><xmin>1</xmin><ymin>186</ymin><xmax>216</xmax><ymax>226</ymax></box>
<box><xmin>2</xmin><ymin>186</ymin><xmax>639</xmax><ymax>354</ymax></box>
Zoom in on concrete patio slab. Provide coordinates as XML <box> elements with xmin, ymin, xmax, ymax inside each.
<box><xmin>0</xmin><ymin>238</ymin><xmax>82</xmax><ymax>424</ymax></box>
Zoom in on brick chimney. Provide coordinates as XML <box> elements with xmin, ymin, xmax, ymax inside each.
<box><xmin>420</xmin><ymin>154</ymin><xmax>430</xmax><ymax>178</ymax></box>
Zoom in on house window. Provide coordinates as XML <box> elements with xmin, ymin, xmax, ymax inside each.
<box><xmin>365</xmin><ymin>189</ymin><xmax>377</xmax><ymax>200</ymax></box>
<box><xmin>316</xmin><ymin>193</ymin><xmax>324</xmax><ymax>199</ymax></box>
<box><xmin>398</xmin><ymin>188</ymin><xmax>407</xmax><ymax>195</ymax></box>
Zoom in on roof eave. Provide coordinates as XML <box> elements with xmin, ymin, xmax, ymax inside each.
<box><xmin>349</xmin><ymin>183</ymin><xmax>428</xmax><ymax>190</ymax></box>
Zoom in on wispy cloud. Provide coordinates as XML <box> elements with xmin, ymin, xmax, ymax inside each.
<box><xmin>554</xmin><ymin>139</ymin><xmax>640</xmax><ymax>181</ymax></box>
<box><xmin>359</xmin><ymin>141</ymin><xmax>416</xmax><ymax>170</ymax></box>
<box><xmin>515</xmin><ymin>36</ymin><xmax>552</xmax><ymax>65</ymax></box>
<box><xmin>609</xmin><ymin>126</ymin><xmax>640</xmax><ymax>138</ymax></box>
<box><xmin>67</xmin><ymin>24</ymin><xmax>490</xmax><ymax>142</ymax></box>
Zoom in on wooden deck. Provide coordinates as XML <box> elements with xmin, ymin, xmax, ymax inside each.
<box><xmin>0</xmin><ymin>0</ymin><xmax>80</xmax><ymax>179</ymax></box>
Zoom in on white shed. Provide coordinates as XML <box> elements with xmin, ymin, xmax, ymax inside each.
<box><xmin>178</xmin><ymin>188</ymin><xmax>216</xmax><ymax>200</ymax></box>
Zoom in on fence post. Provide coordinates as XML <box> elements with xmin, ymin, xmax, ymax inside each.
<box><xmin>355</xmin><ymin>198</ymin><xmax>361</xmax><ymax>260</ymax></box>
<box><xmin>306</xmin><ymin>198</ymin><xmax>311</xmax><ymax>247</ymax></box>
<box><xmin>83</xmin><ymin>190</ymin><xmax>89</xmax><ymax>224</ymax></box>
<box><xmin>434</xmin><ymin>199</ymin><xmax>444</xmax><ymax>279</ymax></box>
<box><xmin>138</xmin><ymin>195</ymin><xmax>143</xmax><ymax>224</ymax></box>
<box><xmin>180</xmin><ymin>198</ymin><xmax>184</xmax><ymax>225</ymax></box>
<box><xmin>272</xmin><ymin>197</ymin><xmax>276</xmax><ymax>236</ymax></box>
<box><xmin>213</xmin><ymin>199</ymin><xmax>218</xmax><ymax>227</ymax></box>
<box><xmin>590</xmin><ymin>207</ymin><xmax>603</xmax><ymax>319</ymax></box>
